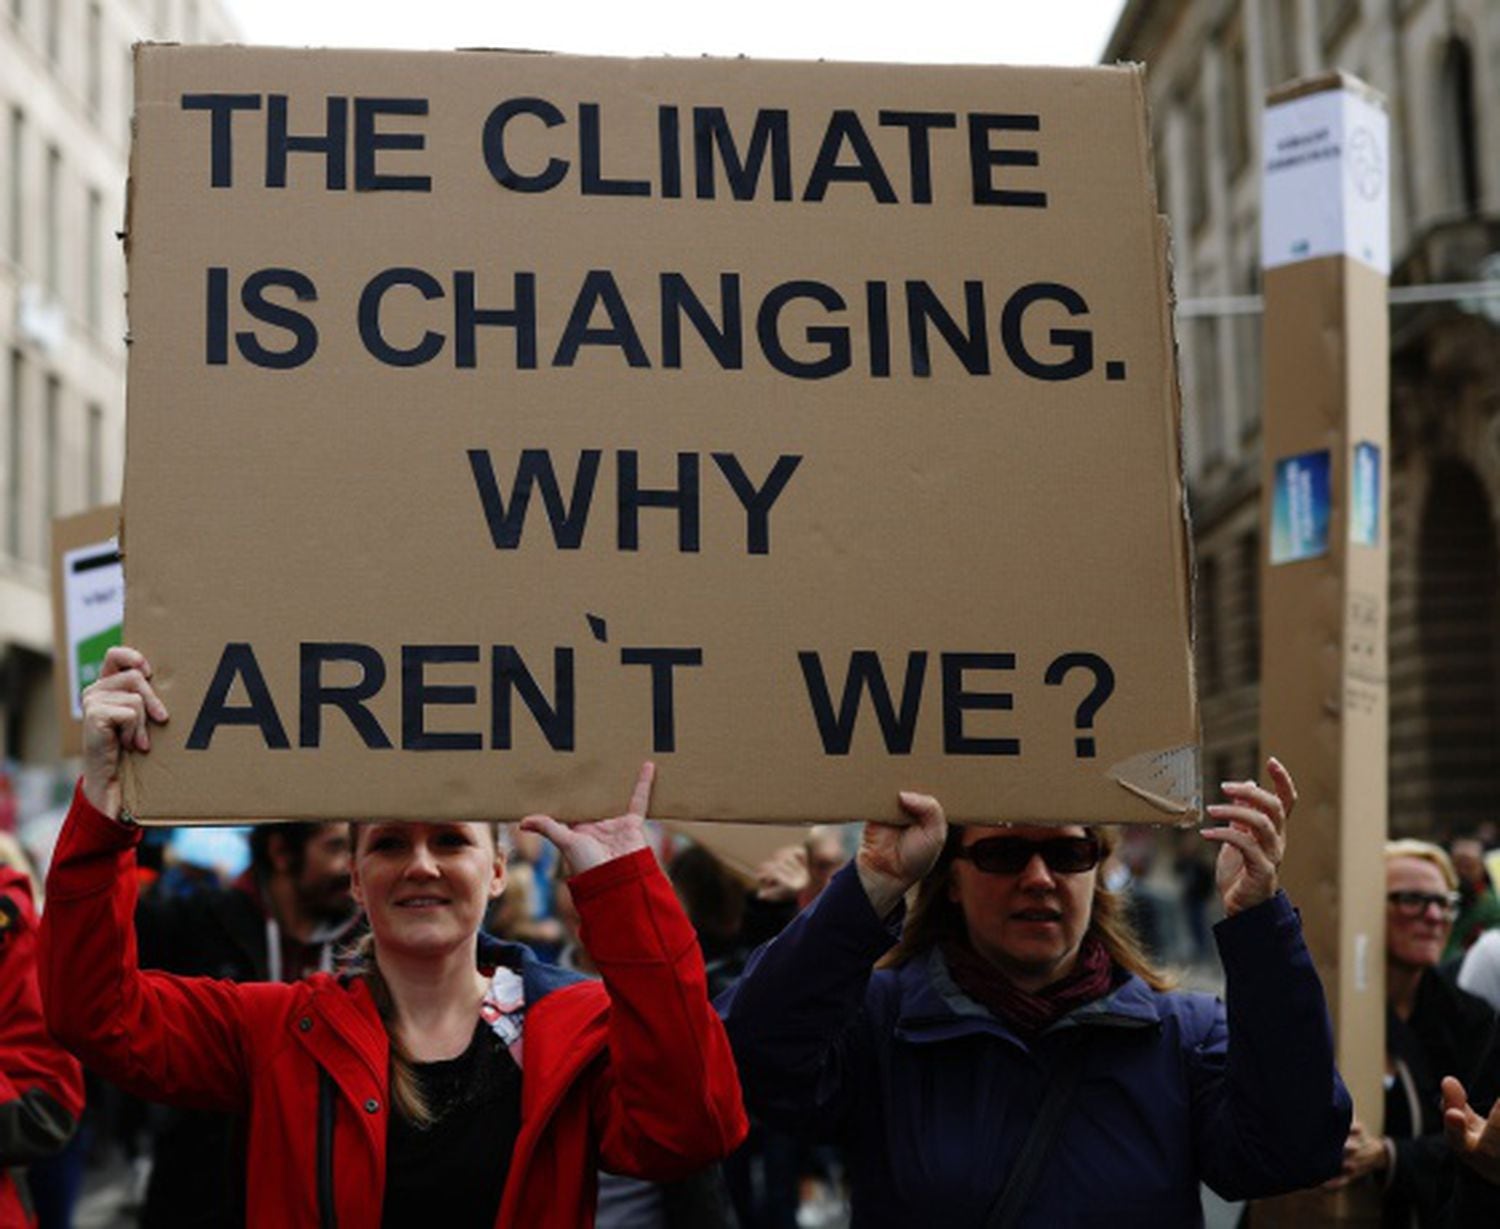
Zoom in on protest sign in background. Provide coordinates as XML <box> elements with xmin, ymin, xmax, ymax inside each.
<box><xmin>122</xmin><ymin>46</ymin><xmax>1198</xmax><ymax>824</ymax></box>
<box><xmin>50</xmin><ymin>505</ymin><xmax>123</xmax><ymax>757</ymax></box>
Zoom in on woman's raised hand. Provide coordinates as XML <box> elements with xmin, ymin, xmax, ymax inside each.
<box><xmin>856</xmin><ymin>791</ymin><xmax>947</xmax><ymax>919</ymax></box>
<box><xmin>1201</xmin><ymin>756</ymin><xmax>1295</xmax><ymax>917</ymax></box>
<box><xmin>80</xmin><ymin>646</ymin><xmax>170</xmax><ymax>820</ymax></box>
<box><xmin>520</xmin><ymin>761</ymin><xmax>655</xmax><ymax>875</ymax></box>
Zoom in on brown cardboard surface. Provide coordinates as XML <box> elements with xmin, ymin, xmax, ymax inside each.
<box><xmin>122</xmin><ymin>46</ymin><xmax>1198</xmax><ymax>824</ymax></box>
<box><xmin>1260</xmin><ymin>254</ymin><xmax>1389</xmax><ymax>1184</ymax></box>
<box><xmin>661</xmin><ymin>820</ymin><xmax>813</xmax><ymax>883</ymax></box>
<box><xmin>49</xmin><ymin>505</ymin><xmax>123</xmax><ymax>757</ymax></box>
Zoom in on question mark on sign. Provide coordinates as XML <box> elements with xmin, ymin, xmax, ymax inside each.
<box><xmin>1043</xmin><ymin>653</ymin><xmax>1116</xmax><ymax>758</ymax></box>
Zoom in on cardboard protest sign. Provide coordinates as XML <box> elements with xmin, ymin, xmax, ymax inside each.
<box><xmin>50</xmin><ymin>505</ymin><xmax>124</xmax><ymax>756</ymax></box>
<box><xmin>122</xmin><ymin>45</ymin><xmax>1198</xmax><ymax>825</ymax></box>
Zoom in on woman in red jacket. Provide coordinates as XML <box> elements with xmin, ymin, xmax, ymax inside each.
<box><xmin>39</xmin><ymin>646</ymin><xmax>747</xmax><ymax>1228</ymax></box>
<box><xmin>1</xmin><ymin>855</ymin><xmax>84</xmax><ymax>1229</ymax></box>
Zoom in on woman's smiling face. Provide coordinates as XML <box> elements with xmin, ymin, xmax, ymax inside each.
<box><xmin>351</xmin><ymin>822</ymin><xmax>506</xmax><ymax>958</ymax></box>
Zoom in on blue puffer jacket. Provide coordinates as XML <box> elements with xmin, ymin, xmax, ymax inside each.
<box><xmin>718</xmin><ymin>863</ymin><xmax>1352</xmax><ymax>1229</ymax></box>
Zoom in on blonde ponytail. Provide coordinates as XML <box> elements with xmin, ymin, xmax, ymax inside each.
<box><xmin>347</xmin><ymin>932</ymin><xmax>435</xmax><ymax>1129</ymax></box>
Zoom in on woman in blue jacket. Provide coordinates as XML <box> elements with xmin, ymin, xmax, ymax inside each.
<box><xmin>718</xmin><ymin>759</ymin><xmax>1352</xmax><ymax>1228</ymax></box>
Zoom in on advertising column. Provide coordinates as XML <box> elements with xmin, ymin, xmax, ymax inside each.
<box><xmin>1257</xmin><ymin>72</ymin><xmax>1389</xmax><ymax>1226</ymax></box>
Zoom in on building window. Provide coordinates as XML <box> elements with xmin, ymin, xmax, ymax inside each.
<box><xmin>87</xmin><ymin>3</ymin><xmax>104</xmax><ymax>118</ymax></box>
<box><xmin>86</xmin><ymin>187</ymin><xmax>102</xmax><ymax>330</ymax></box>
<box><xmin>1196</xmin><ymin>317</ymin><xmax>1224</xmax><ymax>464</ymax></box>
<box><xmin>44</xmin><ymin>373</ymin><xmax>59</xmax><ymax>529</ymax></box>
<box><xmin>1212</xmin><ymin>752</ymin><xmax>1234</xmax><ymax>799</ymax></box>
<box><xmin>44</xmin><ymin>0</ymin><xmax>59</xmax><ymax>63</ymax></box>
<box><xmin>5</xmin><ymin>349</ymin><xmax>23</xmax><ymax>561</ymax></box>
<box><xmin>1198</xmin><ymin>553</ymin><xmax>1222</xmax><ymax>694</ymax></box>
<box><xmin>1238</xmin><ymin>530</ymin><xmax>1260</xmax><ymax>685</ymax></box>
<box><xmin>1439</xmin><ymin>38</ymin><xmax>1482</xmax><ymax>216</ymax></box>
<box><xmin>7</xmin><ymin>108</ymin><xmax>23</xmax><ymax>266</ymax></box>
<box><xmin>1318</xmin><ymin>0</ymin><xmax>1359</xmax><ymax>54</ymax></box>
<box><xmin>1417</xmin><ymin>459</ymin><xmax>1500</xmax><ymax>834</ymax></box>
<box><xmin>1224</xmin><ymin>19</ymin><xmax>1251</xmax><ymax>181</ymax></box>
<box><xmin>44</xmin><ymin>145</ymin><xmax>61</xmax><ymax>298</ymax></box>
<box><xmin>1236</xmin><ymin>260</ymin><xmax>1262</xmax><ymax>436</ymax></box>
<box><xmin>1268</xmin><ymin>0</ymin><xmax>1301</xmax><ymax>87</ymax></box>
<box><xmin>1186</xmin><ymin>82</ymin><xmax>1210</xmax><ymax>234</ymax></box>
<box><xmin>86</xmin><ymin>401</ymin><xmax>102</xmax><ymax>506</ymax></box>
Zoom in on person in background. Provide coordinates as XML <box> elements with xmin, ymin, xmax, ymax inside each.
<box><xmin>1445</xmin><ymin>837</ymin><xmax>1500</xmax><ymax>962</ymax></box>
<box><xmin>741</xmin><ymin>832</ymin><xmax>854</xmax><ymax>1229</ymax></box>
<box><xmin>495</xmin><ymin>823</ymin><xmax>573</xmax><ymax>957</ymax></box>
<box><xmin>753</xmin><ymin>828</ymin><xmax>848</xmax><ymax>922</ymax></box>
<box><xmin>1439</xmin><ymin>1027</ymin><xmax>1500</xmax><ymax>1226</ymax></box>
<box><xmin>1458</xmin><ymin>927</ymin><xmax>1500</xmax><ymax>1014</ymax></box>
<box><xmin>486</xmin><ymin>855</ymin><xmax>564</xmax><ymax>960</ymax></box>
<box><xmin>40</xmin><ymin>645</ymin><xmax>746</xmax><ymax>1227</ymax></box>
<box><xmin>553</xmin><ymin>870</ymin><xmax>739</xmax><ymax>1229</ymax></box>
<box><xmin>1332</xmin><ymin>841</ymin><xmax>1497</xmax><ymax>1227</ymax></box>
<box><xmin>1172</xmin><ymin>829</ymin><xmax>1217</xmax><ymax>963</ymax></box>
<box><xmin>671</xmin><ymin>846</ymin><xmax>751</xmax><ymax>999</ymax></box>
<box><xmin>128</xmin><ymin>819</ymin><xmax>360</xmax><ymax>1227</ymax></box>
<box><xmin>0</xmin><ymin>836</ymin><xmax>84</xmax><ymax>1229</ymax></box>
<box><xmin>720</xmin><ymin>759</ymin><xmax>1350</xmax><ymax>1226</ymax></box>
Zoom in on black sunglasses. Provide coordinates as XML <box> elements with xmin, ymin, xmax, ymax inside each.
<box><xmin>953</xmin><ymin>835</ymin><xmax>1103</xmax><ymax>875</ymax></box>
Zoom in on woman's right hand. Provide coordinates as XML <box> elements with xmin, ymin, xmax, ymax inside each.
<box><xmin>1443</xmin><ymin>1075</ymin><xmax>1500</xmax><ymax>1185</ymax></box>
<box><xmin>855</xmin><ymin>791</ymin><xmax>947</xmax><ymax>919</ymax></box>
<box><xmin>81</xmin><ymin>646</ymin><xmax>169</xmax><ymax>820</ymax></box>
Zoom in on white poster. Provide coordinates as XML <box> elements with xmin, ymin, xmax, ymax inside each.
<box><xmin>1262</xmin><ymin>85</ymin><xmax>1390</xmax><ymax>275</ymax></box>
<box><xmin>61</xmin><ymin>537</ymin><xmax>124</xmax><ymax>719</ymax></box>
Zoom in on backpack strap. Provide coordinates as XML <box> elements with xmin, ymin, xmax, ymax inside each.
<box><xmin>985</xmin><ymin>1040</ymin><xmax>1086</xmax><ymax>1229</ymax></box>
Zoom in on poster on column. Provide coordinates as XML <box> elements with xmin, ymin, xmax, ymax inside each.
<box><xmin>121</xmin><ymin>45</ymin><xmax>1200</xmax><ymax>825</ymax></box>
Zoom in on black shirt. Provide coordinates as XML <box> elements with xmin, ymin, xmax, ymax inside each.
<box><xmin>381</xmin><ymin>1019</ymin><xmax>523</xmax><ymax>1228</ymax></box>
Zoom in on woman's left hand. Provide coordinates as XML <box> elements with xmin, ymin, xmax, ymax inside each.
<box><xmin>1324</xmin><ymin>1118</ymin><xmax>1389</xmax><ymax>1188</ymax></box>
<box><xmin>1201</xmin><ymin>756</ymin><xmax>1295</xmax><ymax>917</ymax></box>
<box><xmin>519</xmin><ymin>761</ymin><xmax>654</xmax><ymax>875</ymax></box>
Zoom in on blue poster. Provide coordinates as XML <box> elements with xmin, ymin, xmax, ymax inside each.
<box><xmin>1350</xmin><ymin>441</ymin><xmax>1381</xmax><ymax>547</ymax></box>
<box><xmin>1270</xmin><ymin>449</ymin><xmax>1332</xmax><ymax>564</ymax></box>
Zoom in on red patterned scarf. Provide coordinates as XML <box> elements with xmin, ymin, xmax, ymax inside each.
<box><xmin>940</xmin><ymin>934</ymin><xmax>1115</xmax><ymax>1037</ymax></box>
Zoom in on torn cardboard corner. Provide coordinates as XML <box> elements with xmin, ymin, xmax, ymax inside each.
<box><xmin>1106</xmin><ymin>746</ymin><xmax>1201</xmax><ymax>820</ymax></box>
<box><xmin>122</xmin><ymin>46</ymin><xmax>1199</xmax><ymax>826</ymax></box>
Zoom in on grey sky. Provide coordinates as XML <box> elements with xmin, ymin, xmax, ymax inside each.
<box><xmin>224</xmin><ymin>1</ymin><xmax>1126</xmax><ymax>66</ymax></box>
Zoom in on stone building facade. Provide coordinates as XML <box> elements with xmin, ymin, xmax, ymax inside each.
<box><xmin>1107</xmin><ymin>0</ymin><xmax>1500</xmax><ymax>837</ymax></box>
<box><xmin>0</xmin><ymin>0</ymin><xmax>236</xmax><ymax>813</ymax></box>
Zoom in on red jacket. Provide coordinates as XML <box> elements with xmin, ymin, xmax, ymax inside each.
<box><xmin>0</xmin><ymin>867</ymin><xmax>85</xmax><ymax>1229</ymax></box>
<box><xmin>40</xmin><ymin>786</ymin><xmax>747</xmax><ymax>1228</ymax></box>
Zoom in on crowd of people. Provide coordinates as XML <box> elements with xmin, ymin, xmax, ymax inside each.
<box><xmin>0</xmin><ymin>644</ymin><xmax>1496</xmax><ymax>1227</ymax></box>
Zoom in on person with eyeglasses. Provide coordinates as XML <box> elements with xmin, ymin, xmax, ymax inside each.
<box><xmin>1329</xmin><ymin>840</ymin><xmax>1498</xmax><ymax>1226</ymax></box>
<box><xmin>717</xmin><ymin>758</ymin><xmax>1352</xmax><ymax>1227</ymax></box>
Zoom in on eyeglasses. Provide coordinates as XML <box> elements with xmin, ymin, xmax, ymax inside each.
<box><xmin>953</xmin><ymin>835</ymin><xmax>1103</xmax><ymax>876</ymax></box>
<box><xmin>1386</xmin><ymin>890</ymin><xmax>1461</xmax><ymax>920</ymax></box>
